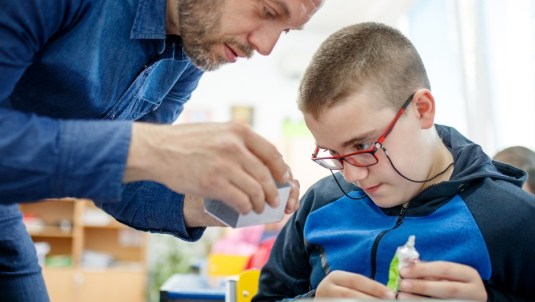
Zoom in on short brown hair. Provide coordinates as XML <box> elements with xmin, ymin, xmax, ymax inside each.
<box><xmin>493</xmin><ymin>146</ymin><xmax>535</xmax><ymax>171</ymax></box>
<box><xmin>298</xmin><ymin>22</ymin><xmax>430</xmax><ymax>119</ymax></box>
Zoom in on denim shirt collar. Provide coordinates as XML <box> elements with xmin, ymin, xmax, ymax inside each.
<box><xmin>130</xmin><ymin>0</ymin><xmax>187</xmax><ymax>58</ymax></box>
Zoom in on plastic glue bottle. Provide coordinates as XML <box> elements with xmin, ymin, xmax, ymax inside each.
<box><xmin>387</xmin><ymin>235</ymin><xmax>420</xmax><ymax>293</ymax></box>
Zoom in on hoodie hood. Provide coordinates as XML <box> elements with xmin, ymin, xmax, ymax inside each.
<box><xmin>382</xmin><ymin>124</ymin><xmax>527</xmax><ymax>216</ymax></box>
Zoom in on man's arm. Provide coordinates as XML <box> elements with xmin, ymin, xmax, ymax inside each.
<box><xmin>0</xmin><ymin>0</ymin><xmax>131</xmax><ymax>204</ymax></box>
<box><xmin>0</xmin><ymin>108</ymin><xmax>131</xmax><ymax>204</ymax></box>
<box><xmin>93</xmin><ymin>181</ymin><xmax>223</xmax><ymax>241</ymax></box>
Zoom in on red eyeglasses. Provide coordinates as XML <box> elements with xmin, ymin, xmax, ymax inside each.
<box><xmin>311</xmin><ymin>93</ymin><xmax>415</xmax><ymax>170</ymax></box>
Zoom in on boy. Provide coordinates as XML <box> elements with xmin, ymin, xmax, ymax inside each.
<box><xmin>252</xmin><ymin>23</ymin><xmax>535</xmax><ymax>301</ymax></box>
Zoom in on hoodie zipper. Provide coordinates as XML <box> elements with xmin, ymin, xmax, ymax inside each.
<box><xmin>369</xmin><ymin>183</ymin><xmax>437</xmax><ymax>280</ymax></box>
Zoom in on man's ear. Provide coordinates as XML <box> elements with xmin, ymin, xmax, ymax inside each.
<box><xmin>413</xmin><ymin>89</ymin><xmax>435</xmax><ymax>129</ymax></box>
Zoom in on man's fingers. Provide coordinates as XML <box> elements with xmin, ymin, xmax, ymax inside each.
<box><xmin>238</xmin><ymin>150</ymin><xmax>280</xmax><ymax>208</ymax></box>
<box><xmin>214</xmin><ymin>181</ymin><xmax>254</xmax><ymax>215</ymax></box>
<box><xmin>285</xmin><ymin>179</ymin><xmax>300</xmax><ymax>214</ymax></box>
<box><xmin>239</xmin><ymin>123</ymin><xmax>289</xmax><ymax>184</ymax></box>
<box><xmin>226</xmin><ymin>168</ymin><xmax>268</xmax><ymax>214</ymax></box>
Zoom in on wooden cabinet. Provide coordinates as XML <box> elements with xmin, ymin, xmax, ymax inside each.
<box><xmin>20</xmin><ymin>199</ymin><xmax>147</xmax><ymax>302</ymax></box>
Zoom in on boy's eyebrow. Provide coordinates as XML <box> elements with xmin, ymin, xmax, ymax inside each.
<box><xmin>340</xmin><ymin>130</ymin><xmax>376</xmax><ymax>148</ymax></box>
<box><xmin>315</xmin><ymin>130</ymin><xmax>376</xmax><ymax>150</ymax></box>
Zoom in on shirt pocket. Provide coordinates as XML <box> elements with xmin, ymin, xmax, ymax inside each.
<box><xmin>101</xmin><ymin>67</ymin><xmax>153</xmax><ymax>121</ymax></box>
<box><xmin>126</xmin><ymin>97</ymin><xmax>161</xmax><ymax>120</ymax></box>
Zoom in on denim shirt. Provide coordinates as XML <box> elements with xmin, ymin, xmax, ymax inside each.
<box><xmin>0</xmin><ymin>0</ymin><xmax>205</xmax><ymax>240</ymax></box>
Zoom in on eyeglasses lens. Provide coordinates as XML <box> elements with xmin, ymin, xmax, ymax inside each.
<box><xmin>314</xmin><ymin>150</ymin><xmax>377</xmax><ymax>170</ymax></box>
<box><xmin>344</xmin><ymin>153</ymin><xmax>377</xmax><ymax>167</ymax></box>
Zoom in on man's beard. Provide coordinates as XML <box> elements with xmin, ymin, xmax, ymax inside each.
<box><xmin>178</xmin><ymin>0</ymin><xmax>254</xmax><ymax>71</ymax></box>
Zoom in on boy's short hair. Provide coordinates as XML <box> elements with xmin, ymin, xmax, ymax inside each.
<box><xmin>298</xmin><ymin>22</ymin><xmax>431</xmax><ymax>119</ymax></box>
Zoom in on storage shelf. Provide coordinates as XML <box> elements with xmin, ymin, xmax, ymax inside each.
<box><xmin>20</xmin><ymin>199</ymin><xmax>147</xmax><ymax>302</ymax></box>
<box><xmin>28</xmin><ymin>226</ymin><xmax>74</xmax><ymax>238</ymax></box>
<box><xmin>83</xmin><ymin>222</ymin><xmax>128</xmax><ymax>229</ymax></box>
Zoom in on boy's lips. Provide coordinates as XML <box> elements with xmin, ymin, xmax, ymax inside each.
<box><xmin>363</xmin><ymin>183</ymin><xmax>382</xmax><ymax>194</ymax></box>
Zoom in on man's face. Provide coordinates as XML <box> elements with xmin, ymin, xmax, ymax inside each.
<box><xmin>305</xmin><ymin>91</ymin><xmax>428</xmax><ymax>208</ymax></box>
<box><xmin>177</xmin><ymin>0</ymin><xmax>323</xmax><ymax>71</ymax></box>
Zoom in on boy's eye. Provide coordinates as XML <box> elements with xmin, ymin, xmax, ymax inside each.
<box><xmin>355</xmin><ymin>142</ymin><xmax>373</xmax><ymax>151</ymax></box>
<box><xmin>328</xmin><ymin>150</ymin><xmax>338</xmax><ymax>156</ymax></box>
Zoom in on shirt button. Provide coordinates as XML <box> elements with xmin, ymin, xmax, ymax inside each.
<box><xmin>152</xmin><ymin>107</ymin><xmax>158</xmax><ymax>112</ymax></box>
<box><xmin>458</xmin><ymin>184</ymin><xmax>466</xmax><ymax>192</ymax></box>
<box><xmin>110</xmin><ymin>115</ymin><xmax>115</xmax><ymax>120</ymax></box>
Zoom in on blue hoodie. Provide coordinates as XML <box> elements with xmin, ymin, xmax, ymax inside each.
<box><xmin>253</xmin><ymin>125</ymin><xmax>535</xmax><ymax>302</ymax></box>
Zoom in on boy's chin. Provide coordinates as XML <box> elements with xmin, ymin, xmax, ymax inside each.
<box><xmin>368</xmin><ymin>196</ymin><xmax>404</xmax><ymax>209</ymax></box>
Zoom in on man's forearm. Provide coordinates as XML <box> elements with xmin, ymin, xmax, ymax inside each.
<box><xmin>124</xmin><ymin>122</ymin><xmax>162</xmax><ymax>183</ymax></box>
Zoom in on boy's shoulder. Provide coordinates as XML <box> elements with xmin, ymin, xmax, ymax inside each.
<box><xmin>297</xmin><ymin>172</ymin><xmax>361</xmax><ymax>217</ymax></box>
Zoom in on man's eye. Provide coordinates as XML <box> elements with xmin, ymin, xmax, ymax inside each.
<box><xmin>264</xmin><ymin>7</ymin><xmax>275</xmax><ymax>18</ymax></box>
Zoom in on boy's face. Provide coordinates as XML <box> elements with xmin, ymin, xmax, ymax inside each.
<box><xmin>305</xmin><ymin>90</ymin><xmax>430</xmax><ymax>208</ymax></box>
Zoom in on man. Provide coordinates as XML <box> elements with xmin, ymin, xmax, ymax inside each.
<box><xmin>0</xmin><ymin>0</ymin><xmax>323</xmax><ymax>300</ymax></box>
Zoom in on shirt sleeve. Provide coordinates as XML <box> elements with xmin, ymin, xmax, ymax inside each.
<box><xmin>0</xmin><ymin>0</ymin><xmax>129</xmax><ymax>203</ymax></box>
<box><xmin>0</xmin><ymin>108</ymin><xmax>132</xmax><ymax>204</ymax></box>
<box><xmin>93</xmin><ymin>181</ymin><xmax>205</xmax><ymax>241</ymax></box>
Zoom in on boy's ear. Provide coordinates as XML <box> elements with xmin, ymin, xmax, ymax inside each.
<box><xmin>413</xmin><ymin>89</ymin><xmax>435</xmax><ymax>129</ymax></box>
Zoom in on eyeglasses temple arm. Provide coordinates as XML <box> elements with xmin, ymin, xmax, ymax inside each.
<box><xmin>377</xmin><ymin>92</ymin><xmax>415</xmax><ymax>144</ymax></box>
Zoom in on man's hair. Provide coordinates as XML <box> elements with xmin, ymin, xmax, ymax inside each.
<box><xmin>298</xmin><ymin>22</ymin><xmax>431</xmax><ymax>119</ymax></box>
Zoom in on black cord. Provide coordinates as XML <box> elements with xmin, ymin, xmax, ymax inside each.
<box><xmin>330</xmin><ymin>170</ymin><xmax>369</xmax><ymax>200</ymax></box>
<box><xmin>330</xmin><ymin>144</ymin><xmax>455</xmax><ymax>199</ymax></box>
<box><xmin>378</xmin><ymin>143</ymin><xmax>454</xmax><ymax>183</ymax></box>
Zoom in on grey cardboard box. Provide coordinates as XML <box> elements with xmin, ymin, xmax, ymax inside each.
<box><xmin>204</xmin><ymin>181</ymin><xmax>291</xmax><ymax>228</ymax></box>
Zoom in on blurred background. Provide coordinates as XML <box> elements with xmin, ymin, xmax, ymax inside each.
<box><xmin>25</xmin><ymin>0</ymin><xmax>535</xmax><ymax>301</ymax></box>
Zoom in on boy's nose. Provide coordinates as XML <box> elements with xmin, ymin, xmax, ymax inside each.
<box><xmin>341</xmin><ymin>163</ymin><xmax>369</xmax><ymax>184</ymax></box>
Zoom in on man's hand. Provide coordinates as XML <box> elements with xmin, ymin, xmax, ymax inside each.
<box><xmin>285</xmin><ymin>167</ymin><xmax>300</xmax><ymax>214</ymax></box>
<box><xmin>124</xmin><ymin>122</ymin><xmax>300</xmax><ymax>215</ymax></box>
<box><xmin>397</xmin><ymin>261</ymin><xmax>487</xmax><ymax>301</ymax></box>
<box><xmin>183</xmin><ymin>195</ymin><xmax>225</xmax><ymax>227</ymax></box>
<box><xmin>315</xmin><ymin>271</ymin><xmax>396</xmax><ymax>300</ymax></box>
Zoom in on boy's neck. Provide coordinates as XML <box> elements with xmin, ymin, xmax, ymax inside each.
<box><xmin>418</xmin><ymin>133</ymin><xmax>454</xmax><ymax>193</ymax></box>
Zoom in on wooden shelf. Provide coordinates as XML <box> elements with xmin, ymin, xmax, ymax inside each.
<box><xmin>83</xmin><ymin>221</ymin><xmax>129</xmax><ymax>229</ymax></box>
<box><xmin>28</xmin><ymin>226</ymin><xmax>74</xmax><ymax>238</ymax></box>
<box><xmin>21</xmin><ymin>199</ymin><xmax>147</xmax><ymax>302</ymax></box>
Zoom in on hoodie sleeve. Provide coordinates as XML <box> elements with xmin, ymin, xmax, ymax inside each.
<box><xmin>462</xmin><ymin>177</ymin><xmax>535</xmax><ymax>301</ymax></box>
<box><xmin>485</xmin><ymin>285</ymin><xmax>535</xmax><ymax>302</ymax></box>
<box><xmin>252</xmin><ymin>195</ymin><xmax>315</xmax><ymax>302</ymax></box>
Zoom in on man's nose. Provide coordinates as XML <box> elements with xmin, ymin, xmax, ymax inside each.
<box><xmin>341</xmin><ymin>162</ymin><xmax>369</xmax><ymax>183</ymax></box>
<box><xmin>248</xmin><ymin>26</ymin><xmax>282</xmax><ymax>56</ymax></box>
